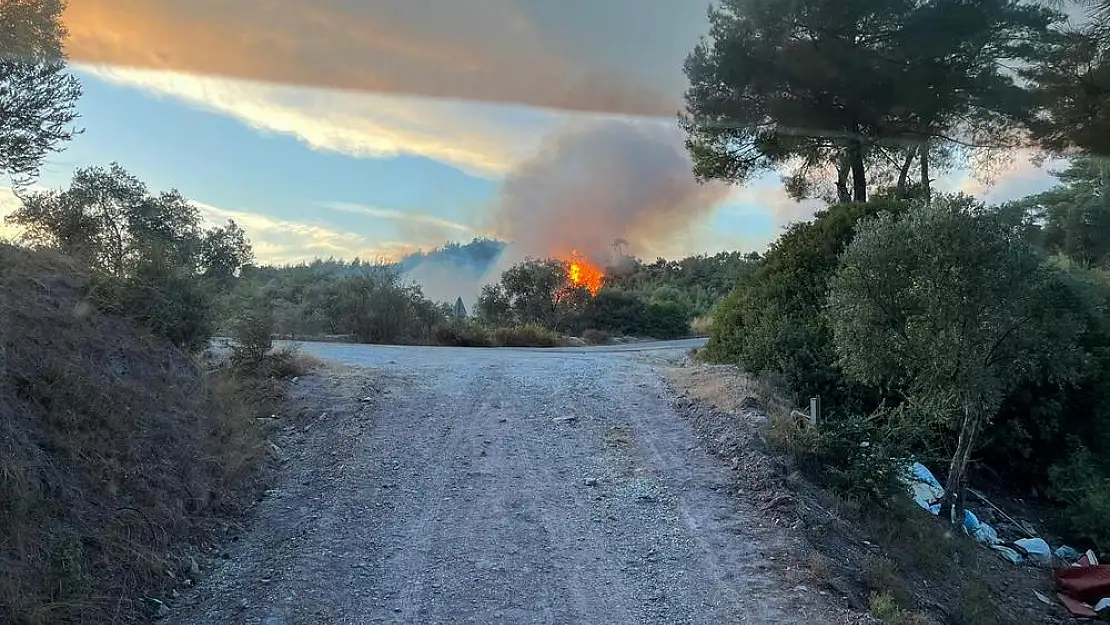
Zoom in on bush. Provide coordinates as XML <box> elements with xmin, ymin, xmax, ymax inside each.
<box><xmin>690</xmin><ymin>314</ymin><xmax>713</xmax><ymax>336</ymax></box>
<box><xmin>706</xmin><ymin>198</ymin><xmax>908</xmax><ymax>411</ymax></box>
<box><xmin>770</xmin><ymin>408</ymin><xmax>914</xmax><ymax>501</ymax></box>
<box><xmin>641</xmin><ymin>300</ymin><xmax>690</xmax><ymax>339</ymax></box>
<box><xmin>1048</xmin><ymin>446</ymin><xmax>1110</xmax><ymax>552</ymax></box>
<box><xmin>90</xmin><ymin>263</ymin><xmax>217</xmax><ymax>353</ymax></box>
<box><xmin>980</xmin><ymin>267</ymin><xmax>1110</xmax><ymax>492</ymax></box>
<box><xmin>583</xmin><ymin>289</ymin><xmax>645</xmax><ymax>335</ymax></box>
<box><xmin>582</xmin><ymin>328</ymin><xmax>612</xmax><ymax>345</ymax></box>
<box><xmin>580</xmin><ymin>288</ymin><xmax>691</xmax><ymax>339</ymax></box>
<box><xmin>493</xmin><ymin>324</ymin><xmax>562</xmax><ymax>347</ymax></box>
<box><xmin>432</xmin><ymin>320</ymin><xmax>494</xmax><ymax>347</ymax></box>
<box><xmin>229</xmin><ymin>301</ymin><xmax>275</xmax><ymax>370</ymax></box>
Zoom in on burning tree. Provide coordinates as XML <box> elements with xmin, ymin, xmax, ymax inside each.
<box><xmin>476</xmin><ymin>256</ymin><xmax>598</xmax><ymax>329</ymax></box>
<box><xmin>565</xmin><ymin>250</ymin><xmax>604</xmax><ymax>296</ymax></box>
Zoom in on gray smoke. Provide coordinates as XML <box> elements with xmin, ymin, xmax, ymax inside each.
<box><xmin>491</xmin><ymin>119</ymin><xmax>730</xmax><ymax>267</ymax></box>
<box><xmin>403</xmin><ymin>119</ymin><xmax>730</xmax><ymax>307</ymax></box>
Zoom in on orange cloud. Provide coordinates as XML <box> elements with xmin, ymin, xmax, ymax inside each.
<box><xmin>63</xmin><ymin>0</ymin><xmax>677</xmax><ymax>117</ymax></box>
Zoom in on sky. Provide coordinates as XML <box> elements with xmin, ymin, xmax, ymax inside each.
<box><xmin>0</xmin><ymin>0</ymin><xmax>1067</xmax><ymax>265</ymax></box>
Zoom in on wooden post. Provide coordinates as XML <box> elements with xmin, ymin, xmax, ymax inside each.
<box><xmin>809</xmin><ymin>396</ymin><xmax>820</xmax><ymax>427</ymax></box>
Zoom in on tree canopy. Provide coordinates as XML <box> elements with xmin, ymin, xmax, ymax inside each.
<box><xmin>0</xmin><ymin>0</ymin><xmax>82</xmax><ymax>186</ymax></box>
<box><xmin>1026</xmin><ymin>0</ymin><xmax>1110</xmax><ymax>155</ymax></box>
<box><xmin>7</xmin><ymin>163</ymin><xmax>253</xmax><ymax>280</ymax></box>
<box><xmin>682</xmin><ymin>0</ymin><xmax>1060</xmax><ymax>203</ymax></box>
<box><xmin>827</xmin><ymin>195</ymin><xmax>1088</xmax><ymax>520</ymax></box>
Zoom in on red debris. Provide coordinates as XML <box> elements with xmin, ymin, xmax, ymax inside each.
<box><xmin>1053</xmin><ymin>564</ymin><xmax>1110</xmax><ymax>618</ymax></box>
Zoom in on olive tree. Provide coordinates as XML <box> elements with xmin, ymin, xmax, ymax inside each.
<box><xmin>477</xmin><ymin>258</ymin><xmax>586</xmax><ymax>328</ymax></box>
<box><xmin>6</xmin><ymin>163</ymin><xmax>255</xmax><ymax>350</ymax></box>
<box><xmin>0</xmin><ymin>0</ymin><xmax>82</xmax><ymax>186</ymax></box>
<box><xmin>827</xmin><ymin>195</ymin><xmax>1087</xmax><ymax>522</ymax></box>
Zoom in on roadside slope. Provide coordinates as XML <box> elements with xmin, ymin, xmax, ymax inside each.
<box><xmin>168</xmin><ymin>346</ymin><xmax>868</xmax><ymax>624</ymax></box>
<box><xmin>0</xmin><ymin>243</ymin><xmax>272</xmax><ymax>624</ymax></box>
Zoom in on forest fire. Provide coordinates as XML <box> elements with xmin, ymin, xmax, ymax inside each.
<box><xmin>566</xmin><ymin>251</ymin><xmax>604</xmax><ymax>296</ymax></box>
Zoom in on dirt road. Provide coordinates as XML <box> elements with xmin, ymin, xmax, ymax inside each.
<box><xmin>170</xmin><ymin>341</ymin><xmax>850</xmax><ymax>624</ymax></box>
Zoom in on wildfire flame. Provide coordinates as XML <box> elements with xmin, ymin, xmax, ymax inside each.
<box><xmin>566</xmin><ymin>250</ymin><xmax>604</xmax><ymax>296</ymax></box>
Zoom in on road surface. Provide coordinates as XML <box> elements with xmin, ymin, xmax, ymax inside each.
<box><xmin>171</xmin><ymin>340</ymin><xmax>849</xmax><ymax>624</ymax></box>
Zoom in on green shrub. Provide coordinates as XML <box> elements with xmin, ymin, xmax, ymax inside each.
<box><xmin>90</xmin><ymin>263</ymin><xmax>216</xmax><ymax>352</ymax></box>
<box><xmin>583</xmin><ymin>289</ymin><xmax>645</xmax><ymax>335</ymax></box>
<box><xmin>229</xmin><ymin>301</ymin><xmax>275</xmax><ymax>370</ymax></box>
<box><xmin>493</xmin><ymin>324</ymin><xmax>562</xmax><ymax>347</ymax></box>
<box><xmin>641</xmin><ymin>300</ymin><xmax>690</xmax><ymax>339</ymax></box>
<box><xmin>432</xmin><ymin>320</ymin><xmax>494</xmax><ymax>347</ymax></box>
<box><xmin>981</xmin><ymin>266</ymin><xmax>1110</xmax><ymax>489</ymax></box>
<box><xmin>1048</xmin><ymin>445</ymin><xmax>1110</xmax><ymax>552</ymax></box>
<box><xmin>706</xmin><ymin>198</ymin><xmax>909</xmax><ymax>411</ymax></box>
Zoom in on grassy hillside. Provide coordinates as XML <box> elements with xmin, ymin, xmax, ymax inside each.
<box><xmin>0</xmin><ymin>243</ymin><xmax>287</xmax><ymax>624</ymax></box>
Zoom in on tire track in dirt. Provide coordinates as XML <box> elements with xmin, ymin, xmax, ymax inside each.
<box><xmin>167</xmin><ymin>343</ymin><xmax>865</xmax><ymax>624</ymax></box>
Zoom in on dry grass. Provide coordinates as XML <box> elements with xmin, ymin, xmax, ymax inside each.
<box><xmin>582</xmin><ymin>328</ymin><xmax>612</xmax><ymax>345</ymax></box>
<box><xmin>492</xmin><ymin>324</ymin><xmax>564</xmax><ymax>347</ymax></box>
<box><xmin>667</xmin><ymin>364</ymin><xmax>791</xmax><ymax>416</ymax></box>
<box><xmin>0</xmin><ymin>243</ymin><xmax>290</xmax><ymax>624</ymax></box>
<box><xmin>690</xmin><ymin>314</ymin><xmax>714</xmax><ymax>336</ymax></box>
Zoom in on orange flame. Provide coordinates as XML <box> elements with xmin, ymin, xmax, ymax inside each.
<box><xmin>566</xmin><ymin>250</ymin><xmax>604</xmax><ymax>295</ymax></box>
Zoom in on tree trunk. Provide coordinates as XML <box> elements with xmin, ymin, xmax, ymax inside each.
<box><xmin>836</xmin><ymin>157</ymin><xmax>852</xmax><ymax>204</ymax></box>
<box><xmin>940</xmin><ymin>404</ymin><xmax>983</xmax><ymax>526</ymax></box>
<box><xmin>920</xmin><ymin>145</ymin><xmax>932</xmax><ymax>202</ymax></box>
<box><xmin>896</xmin><ymin>147</ymin><xmax>916</xmax><ymax>199</ymax></box>
<box><xmin>849</xmin><ymin>140</ymin><xmax>867</xmax><ymax>203</ymax></box>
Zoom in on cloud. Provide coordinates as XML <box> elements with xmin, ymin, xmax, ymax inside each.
<box><xmin>727</xmin><ymin>176</ymin><xmax>827</xmax><ymax>228</ymax></box>
<box><xmin>63</xmin><ymin>0</ymin><xmax>680</xmax><ymax>118</ymax></box>
<box><xmin>80</xmin><ymin>65</ymin><xmax>557</xmax><ymax>178</ymax></box>
<box><xmin>320</xmin><ymin>201</ymin><xmax>476</xmax><ymax>234</ymax></box>
<box><xmin>1</xmin><ymin>184</ymin><xmax>423</xmax><ymax>264</ymax></box>
<box><xmin>193</xmin><ymin>201</ymin><xmax>420</xmax><ymax>264</ymax></box>
<box><xmin>939</xmin><ymin>149</ymin><xmax>1065</xmax><ymax>204</ymax></box>
<box><xmin>0</xmin><ymin>187</ymin><xmax>25</xmax><ymax>241</ymax></box>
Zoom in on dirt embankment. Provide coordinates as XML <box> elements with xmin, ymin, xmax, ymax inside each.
<box><xmin>0</xmin><ymin>244</ymin><xmax>285</xmax><ymax>624</ymax></box>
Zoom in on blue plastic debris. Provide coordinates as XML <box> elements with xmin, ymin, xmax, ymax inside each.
<box><xmin>992</xmin><ymin>545</ymin><xmax>1024</xmax><ymax>564</ymax></box>
<box><xmin>911</xmin><ymin>462</ymin><xmax>942</xmax><ymax>488</ymax></box>
<box><xmin>973</xmin><ymin>522</ymin><xmax>1000</xmax><ymax>546</ymax></box>
<box><xmin>961</xmin><ymin>509</ymin><xmax>980</xmax><ymax>532</ymax></box>
<box><xmin>906</xmin><ymin>462</ymin><xmax>945</xmax><ymax>511</ymax></box>
<box><xmin>1014</xmin><ymin>537</ymin><xmax>1053</xmax><ymax>567</ymax></box>
<box><xmin>1055</xmin><ymin>545</ymin><xmax>1082</xmax><ymax>562</ymax></box>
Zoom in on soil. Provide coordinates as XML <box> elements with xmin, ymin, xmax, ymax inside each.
<box><xmin>165</xmin><ymin>340</ymin><xmax>871</xmax><ymax>624</ymax></box>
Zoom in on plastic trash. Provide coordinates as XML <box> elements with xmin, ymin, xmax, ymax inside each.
<box><xmin>992</xmin><ymin>545</ymin><xmax>1024</xmax><ymax>564</ymax></box>
<box><xmin>972</xmin><ymin>522</ymin><xmax>1000</xmax><ymax>545</ymax></box>
<box><xmin>1055</xmin><ymin>545</ymin><xmax>1082</xmax><ymax>562</ymax></box>
<box><xmin>905</xmin><ymin>462</ymin><xmax>945</xmax><ymax>512</ymax></box>
<box><xmin>960</xmin><ymin>509</ymin><xmax>980</xmax><ymax>532</ymax></box>
<box><xmin>1015</xmin><ymin>537</ymin><xmax>1053</xmax><ymax>567</ymax></box>
<box><xmin>1054</xmin><ymin>564</ymin><xmax>1110</xmax><ymax>617</ymax></box>
<box><xmin>911</xmin><ymin>462</ymin><xmax>942</xmax><ymax>488</ymax></box>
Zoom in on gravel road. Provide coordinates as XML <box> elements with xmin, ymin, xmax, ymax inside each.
<box><xmin>170</xmin><ymin>340</ymin><xmax>848</xmax><ymax>624</ymax></box>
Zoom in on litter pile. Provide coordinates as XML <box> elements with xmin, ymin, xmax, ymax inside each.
<box><xmin>1054</xmin><ymin>553</ymin><xmax>1110</xmax><ymax>618</ymax></box>
<box><xmin>904</xmin><ymin>462</ymin><xmax>1109</xmax><ymax>618</ymax></box>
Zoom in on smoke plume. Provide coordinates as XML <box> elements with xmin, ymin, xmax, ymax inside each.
<box><xmin>491</xmin><ymin>119</ymin><xmax>730</xmax><ymax>267</ymax></box>
<box><xmin>401</xmin><ymin>119</ymin><xmax>730</xmax><ymax>307</ymax></box>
